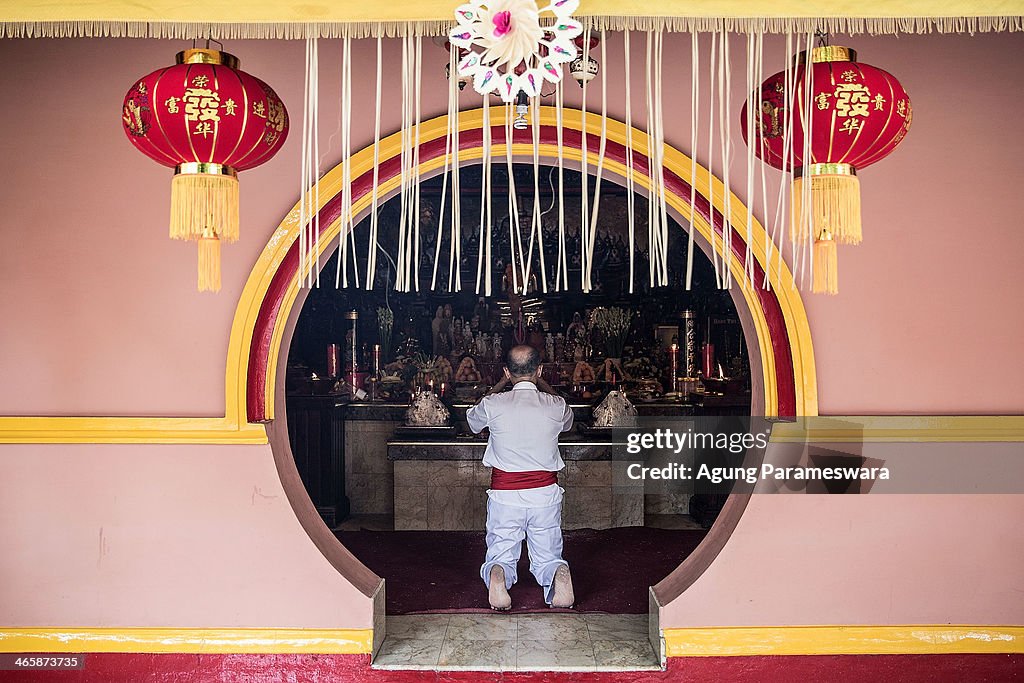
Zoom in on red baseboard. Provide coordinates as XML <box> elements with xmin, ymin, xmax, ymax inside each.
<box><xmin>2</xmin><ymin>653</ymin><xmax>1022</xmax><ymax>682</ymax></box>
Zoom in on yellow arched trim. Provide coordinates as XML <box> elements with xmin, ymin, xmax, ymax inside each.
<box><xmin>229</xmin><ymin>106</ymin><xmax>818</xmax><ymax>422</ymax></box>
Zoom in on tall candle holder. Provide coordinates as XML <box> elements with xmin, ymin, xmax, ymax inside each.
<box><xmin>368</xmin><ymin>343</ymin><xmax>382</xmax><ymax>401</ymax></box>
<box><xmin>669</xmin><ymin>343</ymin><xmax>679</xmax><ymax>394</ymax></box>
<box><xmin>345</xmin><ymin>310</ymin><xmax>359</xmax><ymax>398</ymax></box>
<box><xmin>681</xmin><ymin>309</ymin><xmax>697</xmax><ymax>377</ymax></box>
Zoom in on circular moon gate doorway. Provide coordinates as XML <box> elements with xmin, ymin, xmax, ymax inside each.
<box><xmin>233</xmin><ymin>107</ymin><xmax>818</xmax><ymax>643</ymax></box>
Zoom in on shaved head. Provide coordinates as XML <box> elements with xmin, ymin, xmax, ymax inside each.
<box><xmin>506</xmin><ymin>345</ymin><xmax>541</xmax><ymax>378</ymax></box>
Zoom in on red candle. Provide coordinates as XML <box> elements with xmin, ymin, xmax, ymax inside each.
<box><xmin>702</xmin><ymin>343</ymin><xmax>715</xmax><ymax>379</ymax></box>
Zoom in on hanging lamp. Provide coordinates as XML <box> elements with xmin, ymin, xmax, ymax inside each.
<box><xmin>742</xmin><ymin>45</ymin><xmax>912</xmax><ymax>293</ymax></box>
<box><xmin>121</xmin><ymin>46</ymin><xmax>289</xmax><ymax>291</ymax></box>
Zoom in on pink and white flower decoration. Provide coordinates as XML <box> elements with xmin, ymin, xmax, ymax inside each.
<box><xmin>449</xmin><ymin>0</ymin><xmax>582</xmax><ymax>102</ymax></box>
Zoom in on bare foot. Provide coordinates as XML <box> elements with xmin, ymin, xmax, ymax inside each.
<box><xmin>488</xmin><ymin>565</ymin><xmax>511</xmax><ymax>611</ymax></box>
<box><xmin>549</xmin><ymin>564</ymin><xmax>574</xmax><ymax>608</ymax></box>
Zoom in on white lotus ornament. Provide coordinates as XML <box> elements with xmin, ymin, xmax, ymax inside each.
<box><xmin>450</xmin><ymin>0</ymin><xmax>582</xmax><ymax>101</ymax></box>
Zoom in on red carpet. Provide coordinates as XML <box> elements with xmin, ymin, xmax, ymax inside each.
<box><xmin>335</xmin><ymin>527</ymin><xmax>707</xmax><ymax>614</ymax></box>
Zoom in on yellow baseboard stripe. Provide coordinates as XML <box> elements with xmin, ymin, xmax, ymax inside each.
<box><xmin>6</xmin><ymin>626</ymin><xmax>1021</xmax><ymax>657</ymax></box>
<box><xmin>0</xmin><ymin>628</ymin><xmax>372</xmax><ymax>655</ymax></box>
<box><xmin>664</xmin><ymin>625</ymin><xmax>1024</xmax><ymax>657</ymax></box>
<box><xmin>0</xmin><ymin>417</ymin><xmax>268</xmax><ymax>445</ymax></box>
<box><xmin>770</xmin><ymin>416</ymin><xmax>1024</xmax><ymax>443</ymax></box>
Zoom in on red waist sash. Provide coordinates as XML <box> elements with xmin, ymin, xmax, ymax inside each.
<box><xmin>490</xmin><ymin>468</ymin><xmax>557</xmax><ymax>490</ymax></box>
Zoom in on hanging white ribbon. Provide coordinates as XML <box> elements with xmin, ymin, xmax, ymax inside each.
<box><xmin>624</xmin><ymin>29</ymin><xmax>637</xmax><ymax>294</ymax></box>
<box><xmin>299</xmin><ymin>37</ymin><xmax>320</xmax><ymax>289</ymax></box>
<box><xmin>685</xmin><ymin>30</ymin><xmax>699</xmax><ymax>290</ymax></box>
<box><xmin>365</xmin><ymin>36</ymin><xmax>383</xmax><ymax>289</ymax></box>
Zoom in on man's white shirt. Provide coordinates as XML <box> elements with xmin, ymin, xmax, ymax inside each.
<box><xmin>466</xmin><ymin>381</ymin><xmax>574</xmax><ymax>508</ymax></box>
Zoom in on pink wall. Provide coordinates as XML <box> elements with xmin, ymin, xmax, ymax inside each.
<box><xmin>0</xmin><ymin>443</ymin><xmax>372</xmax><ymax>628</ymax></box>
<box><xmin>663</xmin><ymin>441</ymin><xmax>1024</xmax><ymax>627</ymax></box>
<box><xmin>0</xmin><ymin>31</ymin><xmax>1022</xmax><ymax>633</ymax></box>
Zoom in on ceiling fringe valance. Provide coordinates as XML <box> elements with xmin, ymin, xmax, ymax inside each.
<box><xmin>2</xmin><ymin>1</ymin><xmax>1023</xmax><ymax>39</ymax></box>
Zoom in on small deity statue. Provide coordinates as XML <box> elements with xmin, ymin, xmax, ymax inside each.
<box><xmin>450</xmin><ymin>317</ymin><xmax>461</xmax><ymax>351</ymax></box>
<box><xmin>567</xmin><ymin>312</ymin><xmax>589</xmax><ymax>361</ymax></box>
<box><xmin>431</xmin><ymin>306</ymin><xmax>445</xmax><ymax>357</ymax></box>
<box><xmin>438</xmin><ymin>304</ymin><xmax>453</xmax><ymax>357</ymax></box>
<box><xmin>492</xmin><ymin>334</ymin><xmax>503</xmax><ymax>362</ymax></box>
<box><xmin>545</xmin><ymin>333</ymin><xmax>555</xmax><ymax>363</ymax></box>
<box><xmin>474</xmin><ymin>297</ymin><xmax>490</xmax><ymax>332</ymax></box>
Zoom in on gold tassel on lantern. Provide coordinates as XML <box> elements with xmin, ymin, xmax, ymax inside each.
<box><xmin>812</xmin><ymin>228</ymin><xmax>839</xmax><ymax>295</ymax></box>
<box><xmin>792</xmin><ymin>163</ymin><xmax>862</xmax><ymax>245</ymax></box>
<box><xmin>198</xmin><ymin>227</ymin><xmax>222</xmax><ymax>293</ymax></box>
<box><xmin>170</xmin><ymin>162</ymin><xmax>239</xmax><ymax>243</ymax></box>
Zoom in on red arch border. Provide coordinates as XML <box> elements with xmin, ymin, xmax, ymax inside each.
<box><xmin>246</xmin><ymin>123</ymin><xmax>796</xmax><ymax>423</ymax></box>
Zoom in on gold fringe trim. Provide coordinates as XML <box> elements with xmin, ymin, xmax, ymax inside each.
<box><xmin>169</xmin><ymin>173</ymin><xmax>239</xmax><ymax>243</ymax></box>
<box><xmin>791</xmin><ymin>173</ymin><xmax>862</xmax><ymax>245</ymax></box>
<box><xmin>812</xmin><ymin>232</ymin><xmax>839</xmax><ymax>295</ymax></box>
<box><xmin>198</xmin><ymin>236</ymin><xmax>222</xmax><ymax>293</ymax></box>
<box><xmin>2</xmin><ymin>16</ymin><xmax>1021</xmax><ymax>39</ymax></box>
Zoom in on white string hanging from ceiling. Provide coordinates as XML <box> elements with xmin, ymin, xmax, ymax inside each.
<box><xmin>579</xmin><ymin>26</ymin><xmax>592</xmax><ymax>293</ymax></box>
<box><xmin>448</xmin><ymin>43</ymin><xmax>463</xmax><ymax>294</ymax></box>
<box><xmin>586</xmin><ymin>31</ymin><xmax>609</xmax><ymax>295</ymax></box>
<box><xmin>365</xmin><ymin>35</ymin><xmax>383</xmax><ymax>289</ymax></box>
<box><xmin>717</xmin><ymin>28</ymin><xmax>733</xmax><ymax>289</ymax></box>
<box><xmin>476</xmin><ymin>96</ymin><xmax>493</xmax><ymax>296</ymax></box>
<box><xmin>653</xmin><ymin>29</ymin><xmax>669</xmax><ymax>287</ymax></box>
<box><xmin>685</xmin><ymin>29</ymin><xmax>699</xmax><ymax>290</ymax></box>
<box><xmin>395</xmin><ymin>30</ymin><xmax>410</xmax><ymax>292</ymax></box>
<box><xmin>298</xmin><ymin>37</ymin><xmax>320</xmax><ymax>289</ymax></box>
<box><xmin>525</xmin><ymin>93</ymin><xmax>547</xmax><ymax>294</ymax></box>
<box><xmin>554</xmin><ymin>77</ymin><xmax>568</xmax><ymax>293</ymax></box>
<box><xmin>743</xmin><ymin>31</ymin><xmax>756</xmax><ymax>290</ymax></box>
<box><xmin>794</xmin><ymin>31</ymin><xmax>815</xmax><ymax>290</ymax></box>
<box><xmin>644</xmin><ymin>30</ymin><xmax>655</xmax><ymax>289</ymax></box>
<box><xmin>412</xmin><ymin>34</ymin><xmax>423</xmax><ymax>292</ymax></box>
<box><xmin>336</xmin><ymin>34</ymin><xmax>358</xmax><ymax>288</ymax></box>
<box><xmin>430</xmin><ymin>44</ymin><xmax>456</xmax><ymax>293</ymax></box>
<box><xmin>504</xmin><ymin>102</ymin><xmax>526</xmax><ymax>295</ymax></box>
<box><xmin>705</xmin><ymin>30</ymin><xmax>722</xmax><ymax>289</ymax></box>
<box><xmin>623</xmin><ymin>29</ymin><xmax>636</xmax><ymax>295</ymax></box>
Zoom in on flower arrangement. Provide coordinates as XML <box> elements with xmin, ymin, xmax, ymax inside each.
<box><xmin>590</xmin><ymin>307</ymin><xmax>632</xmax><ymax>359</ymax></box>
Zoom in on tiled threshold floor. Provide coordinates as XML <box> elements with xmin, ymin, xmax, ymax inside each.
<box><xmin>373</xmin><ymin>613</ymin><xmax>661</xmax><ymax>672</ymax></box>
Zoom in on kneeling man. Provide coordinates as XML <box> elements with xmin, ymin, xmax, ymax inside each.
<box><xmin>467</xmin><ymin>345</ymin><xmax>575</xmax><ymax>610</ymax></box>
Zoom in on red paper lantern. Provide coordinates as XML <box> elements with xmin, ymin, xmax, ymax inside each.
<box><xmin>742</xmin><ymin>46</ymin><xmax>912</xmax><ymax>293</ymax></box>
<box><xmin>122</xmin><ymin>48</ymin><xmax>289</xmax><ymax>291</ymax></box>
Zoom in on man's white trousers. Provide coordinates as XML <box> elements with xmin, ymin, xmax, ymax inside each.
<box><xmin>479</xmin><ymin>496</ymin><xmax>568</xmax><ymax>604</ymax></box>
